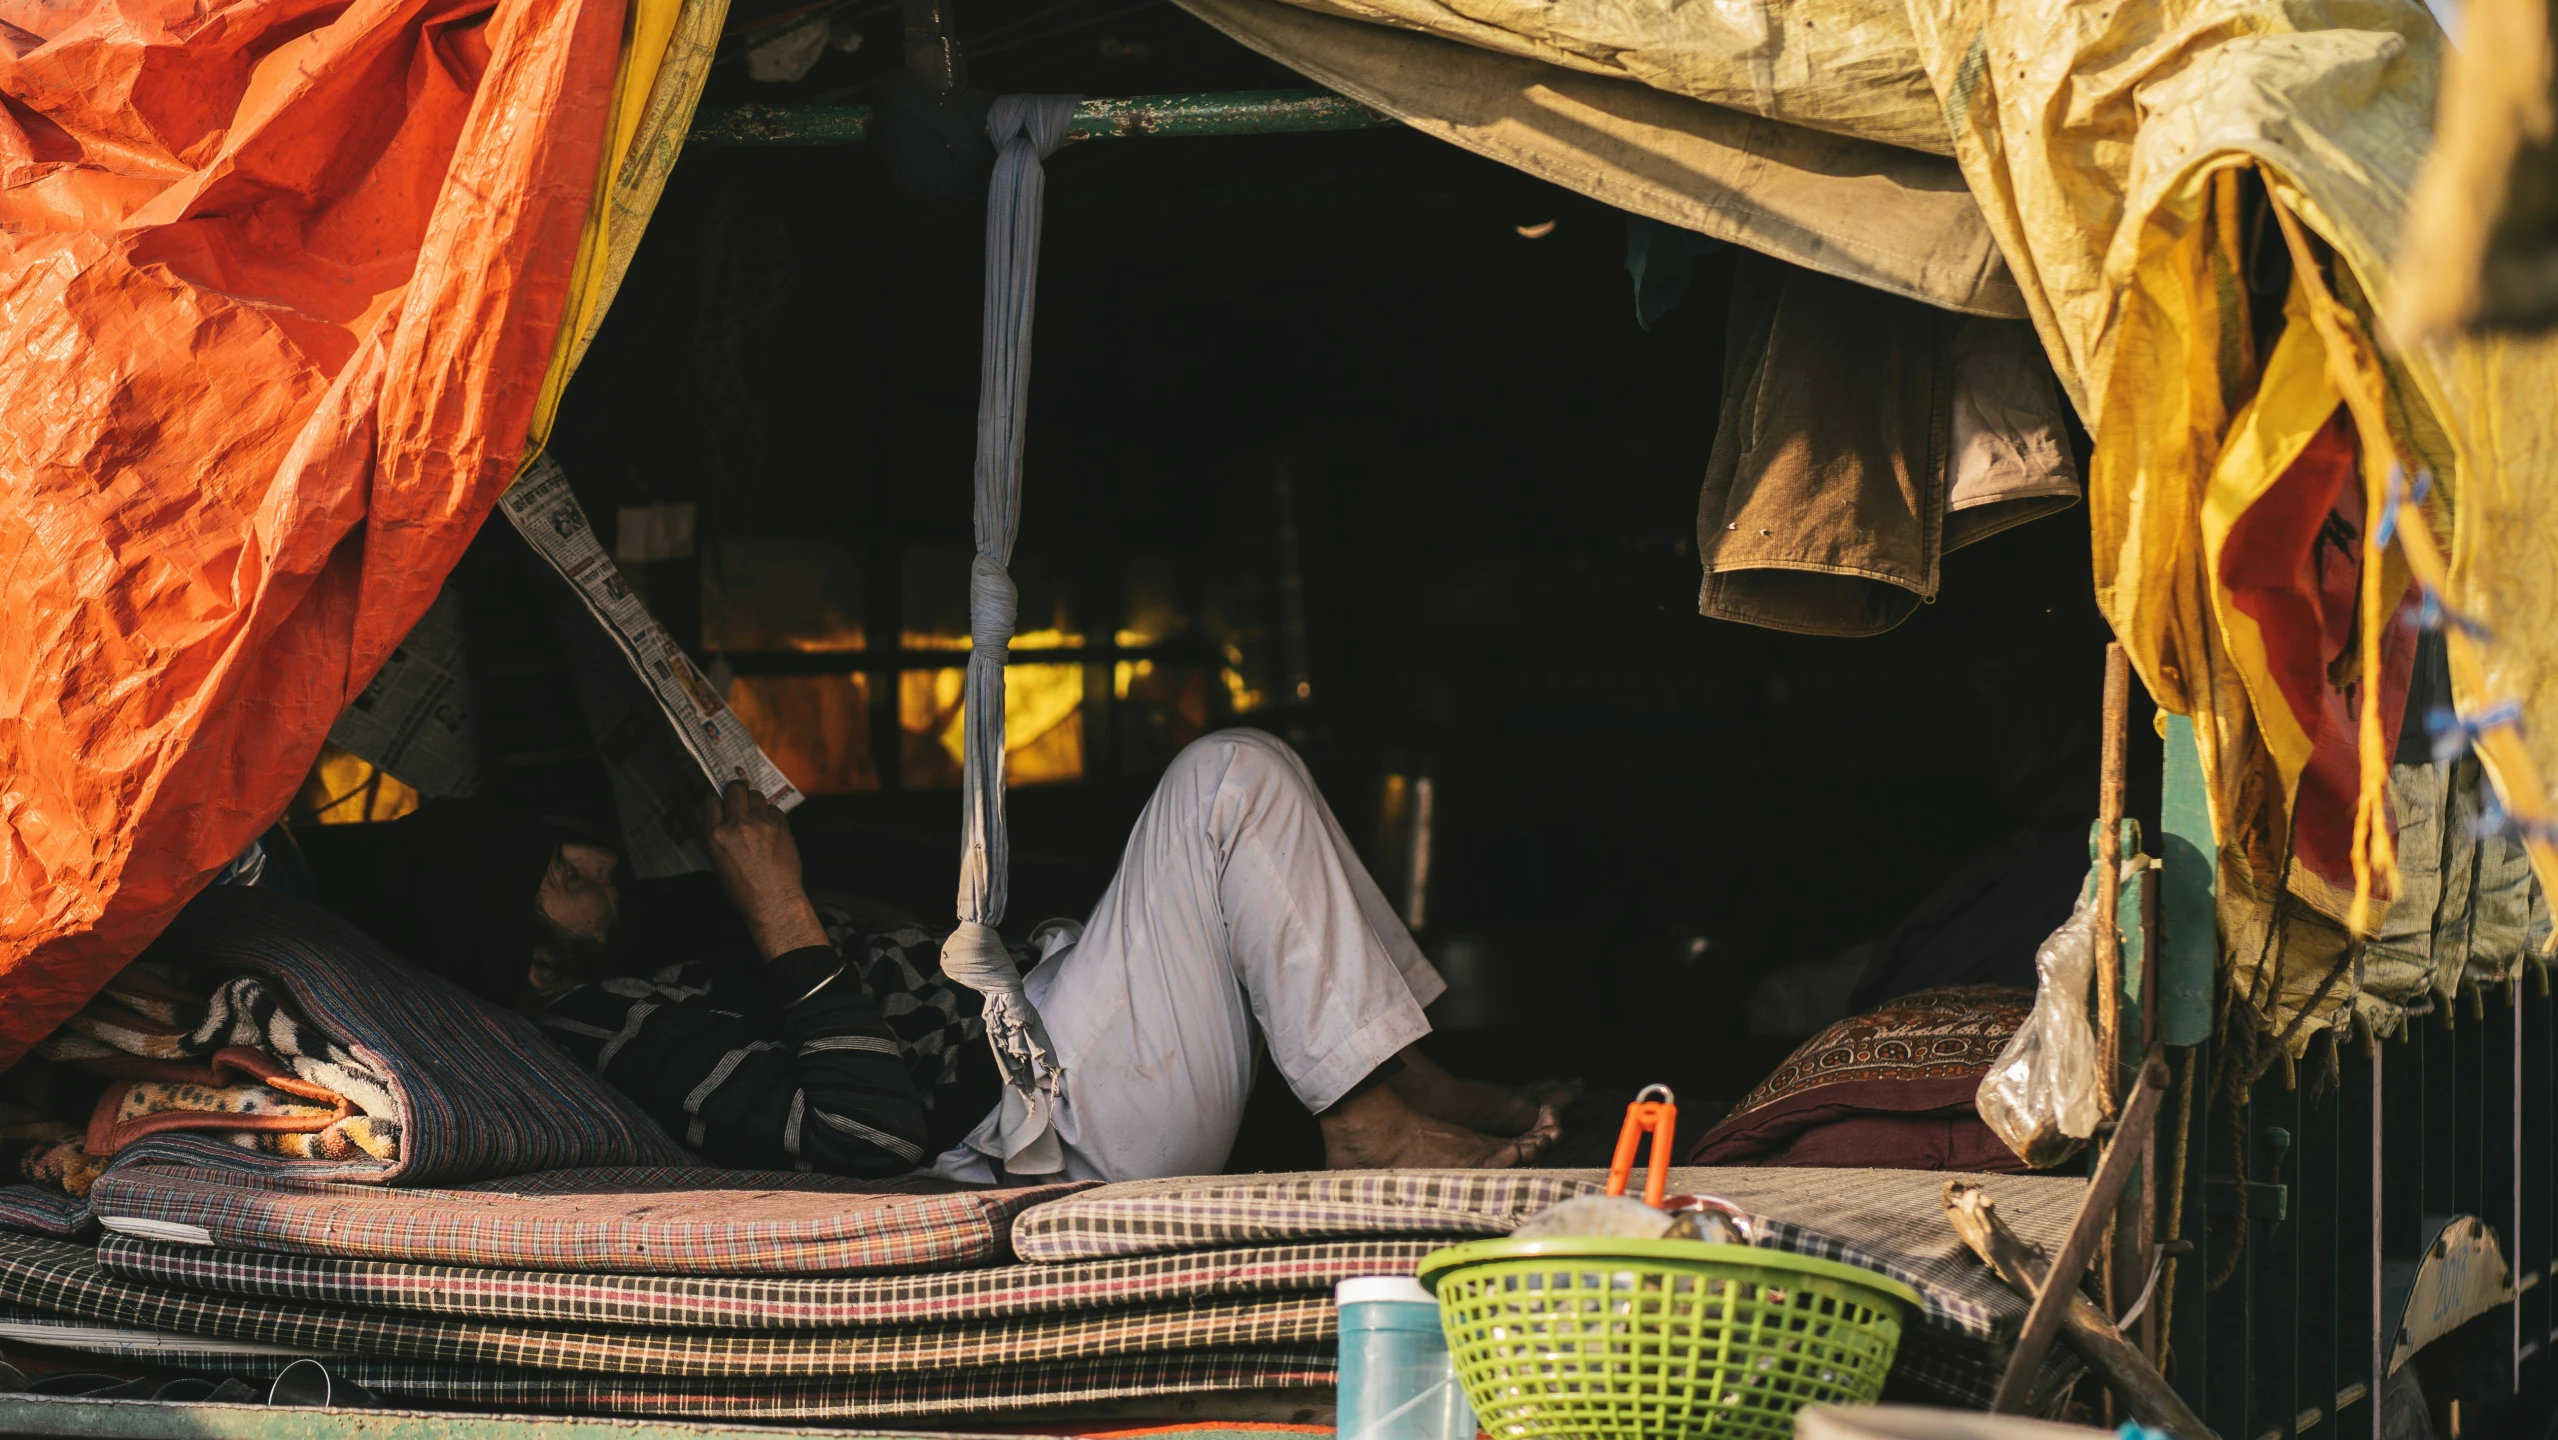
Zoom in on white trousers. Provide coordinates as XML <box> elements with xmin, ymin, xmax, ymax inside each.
<box><xmin>931</xmin><ymin>729</ymin><xmax>1443</xmax><ymax>1183</ymax></box>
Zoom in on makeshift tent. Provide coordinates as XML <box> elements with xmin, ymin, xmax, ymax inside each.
<box><xmin>5</xmin><ymin>0</ymin><xmax>2548</xmax><ymax>1073</ymax></box>
<box><xmin>0</xmin><ymin>0</ymin><xmax>727</xmax><ymax>1068</ymax></box>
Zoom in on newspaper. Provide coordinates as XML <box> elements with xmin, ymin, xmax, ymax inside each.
<box><xmin>328</xmin><ymin>586</ymin><xmax>481</xmax><ymax>797</ymax></box>
<box><xmin>501</xmin><ymin>456</ymin><xmax>803</xmax><ymax>811</ymax></box>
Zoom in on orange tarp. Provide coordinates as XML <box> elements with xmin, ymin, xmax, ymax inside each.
<box><xmin>0</xmin><ymin>0</ymin><xmax>626</xmax><ymax>1065</ymax></box>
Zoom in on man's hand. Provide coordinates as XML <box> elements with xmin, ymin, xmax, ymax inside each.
<box><xmin>705</xmin><ymin>774</ymin><xmax>830</xmax><ymax>960</ymax></box>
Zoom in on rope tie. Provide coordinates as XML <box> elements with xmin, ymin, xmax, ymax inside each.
<box><xmin>941</xmin><ymin>92</ymin><xmax>1080</xmax><ymax>1175</ymax></box>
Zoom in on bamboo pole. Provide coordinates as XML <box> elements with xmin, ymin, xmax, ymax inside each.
<box><xmin>2095</xmin><ymin>644</ymin><xmax>2131</xmax><ymax>1121</ymax></box>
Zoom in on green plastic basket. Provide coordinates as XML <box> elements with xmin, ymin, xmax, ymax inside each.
<box><xmin>1418</xmin><ymin>1237</ymin><xmax>1920</xmax><ymax>1440</ymax></box>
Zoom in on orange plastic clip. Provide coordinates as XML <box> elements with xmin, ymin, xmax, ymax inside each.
<box><xmin>1604</xmin><ymin>1083</ymin><xmax>1678</xmax><ymax>1208</ymax></box>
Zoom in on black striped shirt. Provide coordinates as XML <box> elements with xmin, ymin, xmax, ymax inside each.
<box><xmin>538</xmin><ymin>926</ymin><xmax>970</xmax><ymax>1178</ymax></box>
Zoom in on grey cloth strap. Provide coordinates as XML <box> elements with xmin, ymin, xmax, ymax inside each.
<box><xmin>941</xmin><ymin>93</ymin><xmax>1081</xmax><ymax>1176</ymax></box>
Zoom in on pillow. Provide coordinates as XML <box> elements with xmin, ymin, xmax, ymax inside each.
<box><xmin>1687</xmin><ymin>984</ymin><xmax>2036</xmax><ymax>1172</ymax></box>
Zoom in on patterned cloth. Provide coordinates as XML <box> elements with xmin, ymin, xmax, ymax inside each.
<box><xmin>0</xmin><ymin>1318</ymin><xmax>1336</xmax><ymax>1421</ymax></box>
<box><xmin>89</xmin><ymin>1164</ymin><xmax>1087</xmax><ymax>1274</ymax></box>
<box><xmin>1688</xmin><ymin>985</ymin><xmax>2035</xmax><ymax>1171</ymax></box>
<box><xmin>0</xmin><ymin>888</ymin><xmax>684</xmax><ymax>1235</ymax></box>
<box><xmin>0</xmin><ymin>1234</ymin><xmax>1333</xmax><ymax>1377</ymax></box>
<box><xmin>95</xmin><ymin>1235</ymin><xmax>1442</xmax><ymax>1329</ymax></box>
<box><xmin>1727</xmin><ymin>986</ymin><xmax>2032</xmax><ymax>1114</ymax></box>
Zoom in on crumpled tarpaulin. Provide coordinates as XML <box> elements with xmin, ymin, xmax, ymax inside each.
<box><xmin>1245</xmin><ymin>0</ymin><xmax>2558</xmax><ymax>1032</ymax></box>
<box><xmin>1173</xmin><ymin>0</ymin><xmax>2025</xmax><ymax>318</ymax></box>
<box><xmin>0</xmin><ymin>0</ymin><xmax>711</xmax><ymax>1069</ymax></box>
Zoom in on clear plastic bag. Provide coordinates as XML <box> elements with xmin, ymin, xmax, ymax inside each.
<box><xmin>1976</xmin><ymin>881</ymin><xmax>2103</xmax><ymax>1167</ymax></box>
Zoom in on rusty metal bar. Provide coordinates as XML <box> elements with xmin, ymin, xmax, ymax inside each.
<box><xmin>687</xmin><ymin>88</ymin><xmax>1397</xmax><ymax>146</ymax></box>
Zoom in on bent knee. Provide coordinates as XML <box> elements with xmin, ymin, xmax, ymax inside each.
<box><xmin>1163</xmin><ymin>727</ymin><xmax>1302</xmax><ymax>792</ymax></box>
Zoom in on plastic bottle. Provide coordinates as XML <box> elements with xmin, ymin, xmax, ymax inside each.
<box><xmin>1334</xmin><ymin>1276</ymin><xmax>1475</xmax><ymax>1440</ymax></box>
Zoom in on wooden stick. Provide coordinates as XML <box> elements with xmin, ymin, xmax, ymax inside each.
<box><xmin>1945</xmin><ymin>1178</ymin><xmax>2217</xmax><ymax>1438</ymax></box>
<box><xmin>2094</xmin><ymin>643</ymin><xmax>2131</xmax><ymax>1121</ymax></box>
<box><xmin>1989</xmin><ymin>1047</ymin><xmax>2168</xmax><ymax>1414</ymax></box>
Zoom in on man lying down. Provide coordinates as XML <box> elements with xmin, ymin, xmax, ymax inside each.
<box><xmin>333</xmin><ymin>729</ymin><xmax>1566</xmax><ymax>1184</ymax></box>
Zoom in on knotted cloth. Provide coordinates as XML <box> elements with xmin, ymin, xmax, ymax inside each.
<box><xmin>941</xmin><ymin>94</ymin><xmax>1082</xmax><ymax>1176</ymax></box>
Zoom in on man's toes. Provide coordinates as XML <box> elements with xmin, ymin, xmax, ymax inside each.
<box><xmin>1510</xmin><ymin>1106</ymin><xmax>1562</xmax><ymax>1163</ymax></box>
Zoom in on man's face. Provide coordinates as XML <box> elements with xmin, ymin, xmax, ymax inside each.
<box><xmin>529</xmin><ymin>842</ymin><xmax>624</xmax><ymax>998</ymax></box>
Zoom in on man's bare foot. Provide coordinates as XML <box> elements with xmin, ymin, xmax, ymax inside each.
<box><xmin>1320</xmin><ymin>1083</ymin><xmax>1562</xmax><ymax>1169</ymax></box>
<box><xmin>1389</xmin><ymin>1049</ymin><xmax>1585</xmax><ymax>1137</ymax></box>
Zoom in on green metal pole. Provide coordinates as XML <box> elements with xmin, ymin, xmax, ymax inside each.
<box><xmin>687</xmin><ymin>88</ymin><xmax>1398</xmax><ymax>146</ymax></box>
<box><xmin>2159</xmin><ymin>713</ymin><xmax>2215</xmax><ymax>1046</ymax></box>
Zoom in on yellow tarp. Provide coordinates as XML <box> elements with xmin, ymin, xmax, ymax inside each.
<box><xmin>1257</xmin><ymin>0</ymin><xmax>2558</xmax><ymax>1021</ymax></box>
<box><xmin>1908</xmin><ymin>1</ymin><xmax>2558</xmax><ymax>945</ymax></box>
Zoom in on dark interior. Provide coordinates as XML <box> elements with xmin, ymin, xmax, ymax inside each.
<box><xmin>528</xmin><ymin>0</ymin><xmax>2163</xmax><ymax>1165</ymax></box>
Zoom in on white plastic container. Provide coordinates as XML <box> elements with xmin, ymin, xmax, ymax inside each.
<box><xmin>1334</xmin><ymin>1276</ymin><xmax>1475</xmax><ymax>1440</ymax></box>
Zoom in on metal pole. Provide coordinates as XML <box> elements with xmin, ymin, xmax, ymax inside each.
<box><xmin>2373</xmin><ymin>1033</ymin><xmax>2385</xmax><ymax>1440</ymax></box>
<box><xmin>689</xmin><ymin>90</ymin><xmax>1400</xmax><ymax>147</ymax></box>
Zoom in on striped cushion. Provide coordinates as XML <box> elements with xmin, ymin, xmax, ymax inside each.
<box><xmin>90</xmin><ymin>1166</ymin><xmax>1087</xmax><ymax>1274</ymax></box>
<box><xmin>0</xmin><ymin>1188</ymin><xmax>86</xmax><ymax>1240</ymax></box>
<box><xmin>95</xmin><ymin>1235</ymin><xmax>1440</xmax><ymax>1329</ymax></box>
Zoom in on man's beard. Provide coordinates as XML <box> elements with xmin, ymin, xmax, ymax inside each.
<box><xmin>530</xmin><ymin>905</ymin><xmax>637</xmax><ymax>994</ymax></box>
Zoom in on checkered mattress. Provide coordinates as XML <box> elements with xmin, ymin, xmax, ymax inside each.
<box><xmin>9</xmin><ymin>1160</ymin><xmax>2096</xmax><ymax>1415</ymax></box>
<box><xmin>0</xmin><ymin>1306</ymin><xmax>1336</xmax><ymax>1421</ymax></box>
<box><xmin>87</xmin><ymin>1165</ymin><xmax>1088</xmax><ymax>1274</ymax></box>
<box><xmin>1009</xmin><ymin>1165</ymin><xmax>2095</xmax><ymax>1410</ymax></box>
<box><xmin>95</xmin><ymin>1234</ymin><xmax>1442</xmax><ymax>1329</ymax></box>
<box><xmin>0</xmin><ymin>1234</ymin><xmax>1335</xmax><ymax>1377</ymax></box>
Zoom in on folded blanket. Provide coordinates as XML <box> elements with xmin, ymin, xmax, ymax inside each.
<box><xmin>0</xmin><ymin>888</ymin><xmax>686</xmax><ymax>1235</ymax></box>
<box><xmin>14</xmin><ymin>962</ymin><xmax>402</xmax><ymax>1197</ymax></box>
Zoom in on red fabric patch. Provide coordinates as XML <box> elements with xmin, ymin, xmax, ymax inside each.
<box><xmin>2219</xmin><ymin>412</ymin><xmax>2417</xmax><ymax>888</ymax></box>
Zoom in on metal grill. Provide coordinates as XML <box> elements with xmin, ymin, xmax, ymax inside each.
<box><xmin>2162</xmin><ymin>980</ymin><xmax>2548</xmax><ymax>1438</ymax></box>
